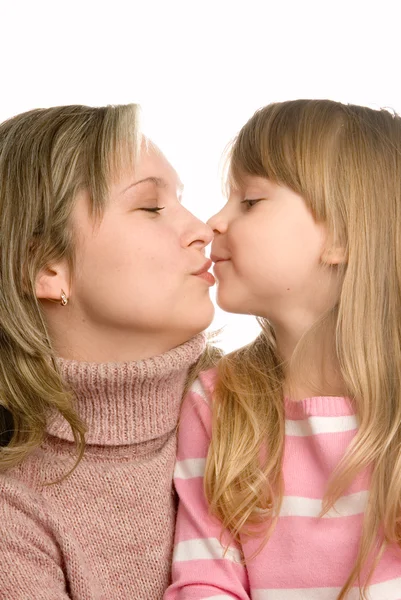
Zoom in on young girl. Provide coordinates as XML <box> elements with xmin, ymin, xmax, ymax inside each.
<box><xmin>165</xmin><ymin>100</ymin><xmax>401</xmax><ymax>599</ymax></box>
<box><xmin>0</xmin><ymin>103</ymin><xmax>219</xmax><ymax>599</ymax></box>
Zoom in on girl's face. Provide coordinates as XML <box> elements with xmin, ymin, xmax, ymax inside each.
<box><xmin>208</xmin><ymin>176</ymin><xmax>340</xmax><ymax>331</ymax></box>
<box><xmin>41</xmin><ymin>142</ymin><xmax>215</xmax><ymax>361</ymax></box>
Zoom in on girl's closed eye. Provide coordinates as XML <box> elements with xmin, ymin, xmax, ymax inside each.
<box><xmin>241</xmin><ymin>198</ymin><xmax>264</xmax><ymax>210</ymax></box>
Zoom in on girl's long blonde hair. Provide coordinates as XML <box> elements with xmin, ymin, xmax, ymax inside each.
<box><xmin>204</xmin><ymin>99</ymin><xmax>401</xmax><ymax>598</ymax></box>
<box><xmin>0</xmin><ymin>103</ymin><xmax>142</xmax><ymax>469</ymax></box>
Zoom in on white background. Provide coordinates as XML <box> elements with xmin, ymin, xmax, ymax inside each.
<box><xmin>1</xmin><ymin>0</ymin><xmax>399</xmax><ymax>352</ymax></box>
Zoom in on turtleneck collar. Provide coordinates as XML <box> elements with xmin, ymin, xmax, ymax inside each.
<box><xmin>46</xmin><ymin>334</ymin><xmax>206</xmax><ymax>446</ymax></box>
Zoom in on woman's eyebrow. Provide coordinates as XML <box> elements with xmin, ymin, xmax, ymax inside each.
<box><xmin>122</xmin><ymin>176</ymin><xmax>167</xmax><ymax>194</ymax></box>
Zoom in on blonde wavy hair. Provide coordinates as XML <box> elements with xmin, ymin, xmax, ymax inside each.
<box><xmin>0</xmin><ymin>103</ymin><xmax>222</xmax><ymax>474</ymax></box>
<box><xmin>204</xmin><ymin>99</ymin><xmax>401</xmax><ymax>599</ymax></box>
<box><xmin>0</xmin><ymin>103</ymin><xmax>143</xmax><ymax>469</ymax></box>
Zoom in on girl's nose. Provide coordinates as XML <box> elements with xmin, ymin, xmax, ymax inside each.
<box><xmin>207</xmin><ymin>209</ymin><xmax>228</xmax><ymax>234</ymax></box>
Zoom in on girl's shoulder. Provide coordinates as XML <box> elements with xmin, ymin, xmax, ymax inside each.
<box><xmin>187</xmin><ymin>367</ymin><xmax>218</xmax><ymax>407</ymax></box>
<box><xmin>177</xmin><ymin>369</ymin><xmax>217</xmax><ymax>457</ymax></box>
<box><xmin>179</xmin><ymin>368</ymin><xmax>218</xmax><ymax>442</ymax></box>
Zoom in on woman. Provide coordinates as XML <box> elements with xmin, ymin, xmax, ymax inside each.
<box><xmin>0</xmin><ymin>103</ymin><xmax>217</xmax><ymax>599</ymax></box>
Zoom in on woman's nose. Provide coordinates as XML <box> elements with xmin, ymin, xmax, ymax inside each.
<box><xmin>184</xmin><ymin>213</ymin><xmax>214</xmax><ymax>249</ymax></box>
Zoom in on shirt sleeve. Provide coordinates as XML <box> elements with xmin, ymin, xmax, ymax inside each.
<box><xmin>0</xmin><ymin>479</ymin><xmax>71</xmax><ymax>600</ymax></box>
<box><xmin>164</xmin><ymin>370</ymin><xmax>251</xmax><ymax>600</ymax></box>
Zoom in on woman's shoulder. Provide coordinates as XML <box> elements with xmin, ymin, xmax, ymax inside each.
<box><xmin>0</xmin><ymin>439</ymin><xmax>71</xmax><ymax>514</ymax></box>
<box><xmin>0</xmin><ymin>455</ymin><xmax>73</xmax><ymax>597</ymax></box>
<box><xmin>0</xmin><ymin>456</ymin><xmax>54</xmax><ymax>536</ymax></box>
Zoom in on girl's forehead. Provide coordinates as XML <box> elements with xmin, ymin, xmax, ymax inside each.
<box><xmin>228</xmin><ymin>172</ymin><xmax>271</xmax><ymax>192</ymax></box>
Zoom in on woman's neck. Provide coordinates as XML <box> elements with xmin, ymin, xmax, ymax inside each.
<box><xmin>47</xmin><ymin>332</ymin><xmax>206</xmax><ymax>446</ymax></box>
<box><xmin>45</xmin><ymin>307</ymin><xmax>203</xmax><ymax>362</ymax></box>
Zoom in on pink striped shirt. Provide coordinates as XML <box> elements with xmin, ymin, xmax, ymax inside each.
<box><xmin>165</xmin><ymin>369</ymin><xmax>401</xmax><ymax>599</ymax></box>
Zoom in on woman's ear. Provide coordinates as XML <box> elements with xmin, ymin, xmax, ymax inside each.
<box><xmin>321</xmin><ymin>244</ymin><xmax>347</xmax><ymax>265</ymax></box>
<box><xmin>35</xmin><ymin>261</ymin><xmax>71</xmax><ymax>302</ymax></box>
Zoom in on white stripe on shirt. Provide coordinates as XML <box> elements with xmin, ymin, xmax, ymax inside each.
<box><xmin>190</xmin><ymin>378</ymin><xmax>209</xmax><ymax>402</ymax></box>
<box><xmin>174</xmin><ymin>458</ymin><xmax>206</xmax><ymax>479</ymax></box>
<box><xmin>280</xmin><ymin>491</ymin><xmax>368</xmax><ymax>518</ymax></box>
<box><xmin>173</xmin><ymin>537</ymin><xmax>242</xmax><ymax>564</ymax></box>
<box><xmin>203</xmin><ymin>597</ymin><xmax>238</xmax><ymax>600</ymax></box>
<box><xmin>252</xmin><ymin>576</ymin><xmax>401</xmax><ymax>600</ymax></box>
<box><xmin>285</xmin><ymin>415</ymin><xmax>358</xmax><ymax>437</ymax></box>
<box><xmin>174</xmin><ymin>458</ymin><xmax>367</xmax><ymax>518</ymax></box>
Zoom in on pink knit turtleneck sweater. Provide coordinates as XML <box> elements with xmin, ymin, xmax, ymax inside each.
<box><xmin>0</xmin><ymin>334</ymin><xmax>206</xmax><ymax>600</ymax></box>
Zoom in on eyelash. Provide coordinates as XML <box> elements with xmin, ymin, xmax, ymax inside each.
<box><xmin>241</xmin><ymin>199</ymin><xmax>262</xmax><ymax>209</ymax></box>
<box><xmin>140</xmin><ymin>206</ymin><xmax>165</xmax><ymax>213</ymax></box>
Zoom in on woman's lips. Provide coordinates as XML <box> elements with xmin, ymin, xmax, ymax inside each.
<box><xmin>192</xmin><ymin>259</ymin><xmax>213</xmax><ymax>275</ymax></box>
<box><xmin>195</xmin><ymin>271</ymin><xmax>216</xmax><ymax>285</ymax></box>
<box><xmin>192</xmin><ymin>259</ymin><xmax>215</xmax><ymax>285</ymax></box>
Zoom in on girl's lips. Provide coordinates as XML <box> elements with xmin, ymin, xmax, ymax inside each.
<box><xmin>212</xmin><ymin>259</ymin><xmax>230</xmax><ymax>276</ymax></box>
<box><xmin>210</xmin><ymin>254</ymin><xmax>230</xmax><ymax>263</ymax></box>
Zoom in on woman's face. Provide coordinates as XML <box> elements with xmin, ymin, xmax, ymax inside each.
<box><xmin>46</xmin><ymin>141</ymin><xmax>215</xmax><ymax>361</ymax></box>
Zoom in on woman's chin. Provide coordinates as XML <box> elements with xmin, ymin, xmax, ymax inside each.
<box><xmin>180</xmin><ymin>303</ymin><xmax>216</xmax><ymax>340</ymax></box>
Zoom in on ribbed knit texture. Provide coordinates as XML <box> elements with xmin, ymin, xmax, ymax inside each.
<box><xmin>0</xmin><ymin>333</ymin><xmax>206</xmax><ymax>600</ymax></box>
<box><xmin>165</xmin><ymin>369</ymin><xmax>401</xmax><ymax>600</ymax></box>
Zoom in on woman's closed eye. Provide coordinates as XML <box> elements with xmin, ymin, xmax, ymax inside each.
<box><xmin>139</xmin><ymin>206</ymin><xmax>165</xmax><ymax>213</ymax></box>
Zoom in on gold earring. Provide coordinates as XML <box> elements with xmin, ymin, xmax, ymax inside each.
<box><xmin>60</xmin><ymin>290</ymin><xmax>68</xmax><ymax>306</ymax></box>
